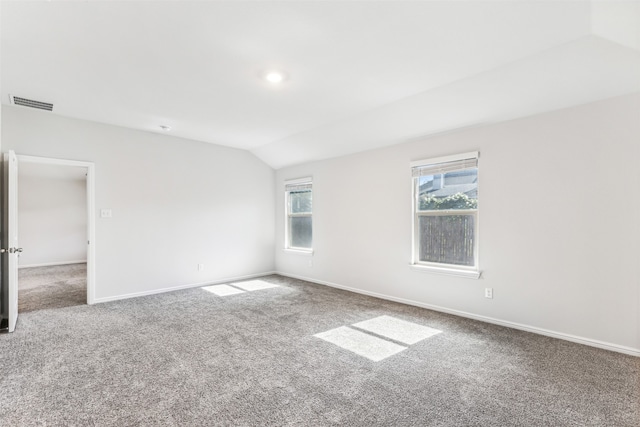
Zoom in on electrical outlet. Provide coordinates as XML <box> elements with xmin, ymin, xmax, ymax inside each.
<box><xmin>485</xmin><ymin>288</ymin><xmax>493</xmax><ymax>299</ymax></box>
<box><xmin>308</xmin><ymin>260</ymin><xmax>313</xmax><ymax>267</ymax></box>
<box><xmin>100</xmin><ymin>209</ymin><xmax>112</xmax><ymax>218</ymax></box>
<box><xmin>198</xmin><ymin>264</ymin><xmax>204</xmax><ymax>271</ymax></box>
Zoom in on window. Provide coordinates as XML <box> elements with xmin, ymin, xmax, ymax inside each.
<box><xmin>285</xmin><ymin>178</ymin><xmax>312</xmax><ymax>251</ymax></box>
<box><xmin>411</xmin><ymin>152</ymin><xmax>479</xmax><ymax>275</ymax></box>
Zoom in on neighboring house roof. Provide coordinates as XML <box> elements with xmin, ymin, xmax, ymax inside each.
<box><xmin>426</xmin><ymin>184</ymin><xmax>478</xmax><ymax>198</ymax></box>
<box><xmin>419</xmin><ymin>169</ymin><xmax>478</xmax><ymax>199</ymax></box>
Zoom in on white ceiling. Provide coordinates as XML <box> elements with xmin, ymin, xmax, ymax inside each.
<box><xmin>2</xmin><ymin>1</ymin><xmax>639</xmax><ymax>169</ymax></box>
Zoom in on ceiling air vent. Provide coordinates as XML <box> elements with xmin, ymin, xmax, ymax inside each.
<box><xmin>9</xmin><ymin>95</ymin><xmax>53</xmax><ymax>111</ymax></box>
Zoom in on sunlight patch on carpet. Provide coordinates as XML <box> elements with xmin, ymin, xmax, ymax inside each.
<box><xmin>232</xmin><ymin>280</ymin><xmax>280</xmax><ymax>291</ymax></box>
<box><xmin>202</xmin><ymin>284</ymin><xmax>246</xmax><ymax>296</ymax></box>
<box><xmin>352</xmin><ymin>315</ymin><xmax>442</xmax><ymax>345</ymax></box>
<box><xmin>314</xmin><ymin>326</ymin><xmax>407</xmax><ymax>362</ymax></box>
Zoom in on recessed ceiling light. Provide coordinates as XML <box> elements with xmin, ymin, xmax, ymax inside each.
<box><xmin>264</xmin><ymin>71</ymin><xmax>286</xmax><ymax>84</ymax></box>
<box><xmin>159</xmin><ymin>125</ymin><xmax>171</xmax><ymax>131</ymax></box>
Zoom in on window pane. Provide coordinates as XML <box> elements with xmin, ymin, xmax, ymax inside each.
<box><xmin>290</xmin><ymin>216</ymin><xmax>312</xmax><ymax>249</ymax></box>
<box><xmin>290</xmin><ymin>190</ymin><xmax>312</xmax><ymax>214</ymax></box>
<box><xmin>417</xmin><ymin>168</ymin><xmax>477</xmax><ymax>211</ymax></box>
<box><xmin>418</xmin><ymin>215</ymin><xmax>475</xmax><ymax>266</ymax></box>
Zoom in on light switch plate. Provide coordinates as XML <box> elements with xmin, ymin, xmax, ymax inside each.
<box><xmin>100</xmin><ymin>209</ymin><xmax>112</xmax><ymax>218</ymax></box>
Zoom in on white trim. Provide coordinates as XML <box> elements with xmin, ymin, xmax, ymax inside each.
<box><xmin>409</xmin><ymin>264</ymin><xmax>481</xmax><ymax>279</ymax></box>
<box><xmin>410</xmin><ymin>151</ymin><xmax>479</xmax><ymax>168</ymax></box>
<box><xmin>283</xmin><ymin>248</ymin><xmax>314</xmax><ymax>256</ymax></box>
<box><xmin>86</xmin><ymin>163</ymin><xmax>96</xmax><ymax>305</ymax></box>
<box><xmin>92</xmin><ymin>271</ymin><xmax>277</xmax><ymax>304</ymax></box>
<box><xmin>284</xmin><ymin>176</ymin><xmax>312</xmax><ymax>186</ymax></box>
<box><xmin>19</xmin><ymin>260</ymin><xmax>87</xmax><ymax>269</ymax></box>
<box><xmin>16</xmin><ymin>154</ymin><xmax>97</xmax><ymax>305</ymax></box>
<box><xmin>276</xmin><ymin>272</ymin><xmax>640</xmax><ymax>357</ymax></box>
<box><xmin>18</xmin><ymin>155</ymin><xmax>93</xmax><ymax>169</ymax></box>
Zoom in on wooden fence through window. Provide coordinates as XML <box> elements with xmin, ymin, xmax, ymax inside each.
<box><xmin>418</xmin><ymin>215</ymin><xmax>475</xmax><ymax>266</ymax></box>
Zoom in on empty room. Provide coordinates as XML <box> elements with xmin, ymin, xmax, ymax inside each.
<box><xmin>17</xmin><ymin>161</ymin><xmax>88</xmax><ymax>314</ymax></box>
<box><xmin>1</xmin><ymin>1</ymin><xmax>639</xmax><ymax>426</ymax></box>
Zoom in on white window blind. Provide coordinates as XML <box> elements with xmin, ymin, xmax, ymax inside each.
<box><xmin>285</xmin><ymin>177</ymin><xmax>312</xmax><ymax>192</ymax></box>
<box><xmin>411</xmin><ymin>153</ymin><xmax>478</xmax><ymax>177</ymax></box>
<box><xmin>285</xmin><ymin>182</ymin><xmax>312</xmax><ymax>192</ymax></box>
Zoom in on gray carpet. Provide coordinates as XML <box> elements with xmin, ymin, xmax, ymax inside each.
<box><xmin>18</xmin><ymin>264</ymin><xmax>87</xmax><ymax>313</ymax></box>
<box><xmin>1</xmin><ymin>274</ymin><xmax>638</xmax><ymax>426</ymax></box>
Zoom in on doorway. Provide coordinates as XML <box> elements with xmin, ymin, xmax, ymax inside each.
<box><xmin>18</xmin><ymin>161</ymin><xmax>88</xmax><ymax>312</ymax></box>
<box><xmin>3</xmin><ymin>154</ymin><xmax>96</xmax><ymax>330</ymax></box>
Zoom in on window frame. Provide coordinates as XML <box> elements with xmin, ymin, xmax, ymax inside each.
<box><xmin>284</xmin><ymin>177</ymin><xmax>313</xmax><ymax>253</ymax></box>
<box><xmin>410</xmin><ymin>152</ymin><xmax>480</xmax><ymax>278</ymax></box>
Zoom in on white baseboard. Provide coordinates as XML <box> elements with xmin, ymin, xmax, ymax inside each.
<box><xmin>92</xmin><ymin>271</ymin><xmax>277</xmax><ymax>304</ymax></box>
<box><xmin>19</xmin><ymin>260</ymin><xmax>87</xmax><ymax>269</ymax></box>
<box><xmin>277</xmin><ymin>271</ymin><xmax>640</xmax><ymax>358</ymax></box>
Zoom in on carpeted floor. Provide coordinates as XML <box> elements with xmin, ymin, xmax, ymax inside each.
<box><xmin>18</xmin><ymin>263</ymin><xmax>87</xmax><ymax>313</ymax></box>
<box><xmin>1</xmin><ymin>274</ymin><xmax>638</xmax><ymax>426</ymax></box>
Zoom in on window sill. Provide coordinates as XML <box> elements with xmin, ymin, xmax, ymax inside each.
<box><xmin>409</xmin><ymin>264</ymin><xmax>481</xmax><ymax>279</ymax></box>
<box><xmin>283</xmin><ymin>248</ymin><xmax>314</xmax><ymax>256</ymax></box>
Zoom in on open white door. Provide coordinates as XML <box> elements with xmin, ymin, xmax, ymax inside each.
<box><xmin>3</xmin><ymin>150</ymin><xmax>20</xmax><ymax>332</ymax></box>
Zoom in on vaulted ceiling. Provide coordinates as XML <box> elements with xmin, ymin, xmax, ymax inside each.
<box><xmin>2</xmin><ymin>1</ymin><xmax>639</xmax><ymax>169</ymax></box>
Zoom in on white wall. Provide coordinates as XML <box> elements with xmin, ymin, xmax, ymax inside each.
<box><xmin>275</xmin><ymin>93</ymin><xmax>640</xmax><ymax>354</ymax></box>
<box><xmin>18</xmin><ymin>167</ymin><xmax>87</xmax><ymax>267</ymax></box>
<box><xmin>2</xmin><ymin>106</ymin><xmax>275</xmax><ymax>301</ymax></box>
